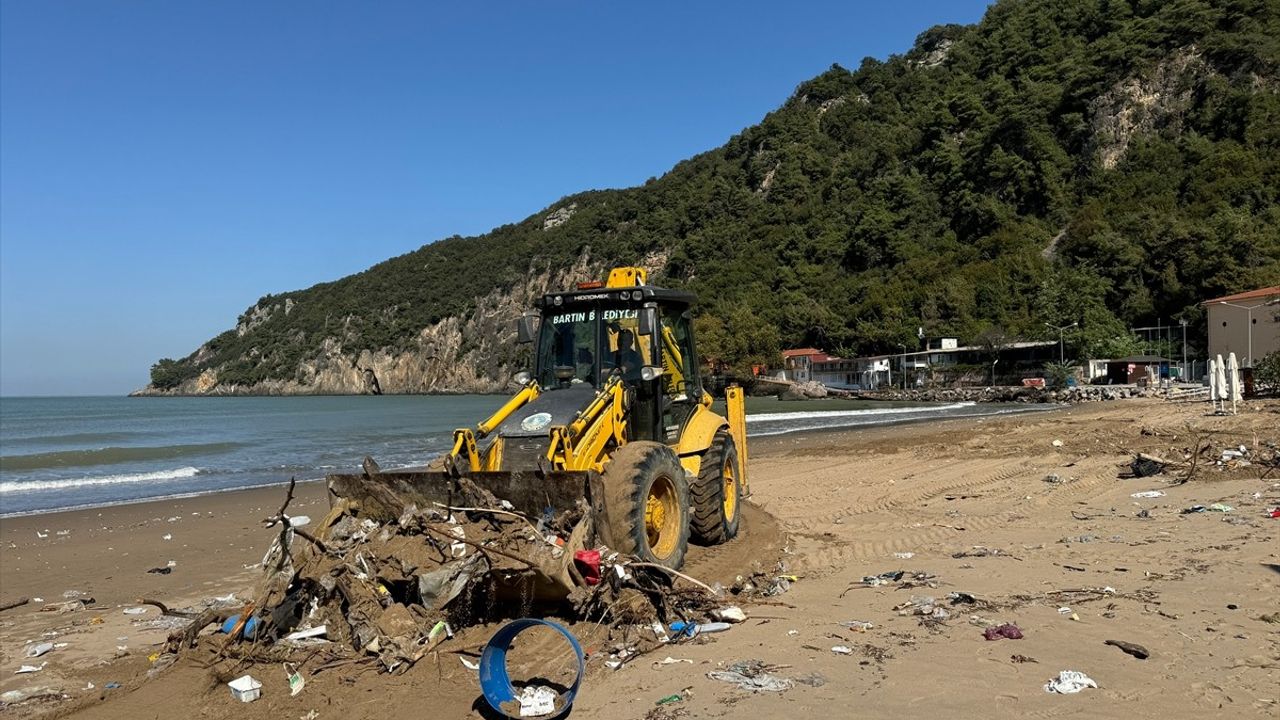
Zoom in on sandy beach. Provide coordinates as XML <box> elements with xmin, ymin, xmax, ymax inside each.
<box><xmin>2</xmin><ymin>397</ymin><xmax>1277</xmax><ymax>719</ymax></box>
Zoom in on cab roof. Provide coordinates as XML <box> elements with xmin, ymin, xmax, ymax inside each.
<box><xmin>535</xmin><ymin>284</ymin><xmax>696</xmax><ymax>309</ymax></box>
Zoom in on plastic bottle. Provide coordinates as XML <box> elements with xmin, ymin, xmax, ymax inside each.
<box><xmin>669</xmin><ymin>621</ymin><xmax>732</xmax><ymax>636</ymax></box>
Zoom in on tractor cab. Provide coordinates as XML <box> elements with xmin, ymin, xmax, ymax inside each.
<box><xmin>518</xmin><ymin>268</ymin><xmax>703</xmax><ymax>445</ymax></box>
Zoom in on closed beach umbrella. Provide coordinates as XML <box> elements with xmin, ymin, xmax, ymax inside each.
<box><xmin>1208</xmin><ymin>357</ymin><xmax>1218</xmax><ymax>404</ymax></box>
<box><xmin>1214</xmin><ymin>354</ymin><xmax>1228</xmax><ymax>412</ymax></box>
<box><xmin>1228</xmin><ymin>352</ymin><xmax>1242</xmax><ymax>408</ymax></box>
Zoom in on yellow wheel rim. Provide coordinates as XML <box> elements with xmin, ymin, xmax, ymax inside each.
<box><xmin>644</xmin><ymin>475</ymin><xmax>680</xmax><ymax>559</ymax></box>
<box><xmin>722</xmin><ymin>457</ymin><xmax>738</xmax><ymax>523</ymax></box>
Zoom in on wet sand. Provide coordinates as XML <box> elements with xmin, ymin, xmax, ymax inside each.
<box><xmin>1</xmin><ymin>397</ymin><xmax>1277</xmax><ymax>719</ymax></box>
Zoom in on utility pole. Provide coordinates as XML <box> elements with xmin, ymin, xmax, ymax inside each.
<box><xmin>897</xmin><ymin>343</ymin><xmax>907</xmax><ymax>390</ymax></box>
<box><xmin>1179</xmin><ymin>319</ymin><xmax>1187</xmax><ymax>382</ymax></box>
<box><xmin>1044</xmin><ymin>322</ymin><xmax>1078</xmax><ymax>365</ymax></box>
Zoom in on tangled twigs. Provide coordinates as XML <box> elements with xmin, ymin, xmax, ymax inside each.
<box><xmin>627</xmin><ymin>562</ymin><xmax>720</xmax><ymax>596</ymax></box>
<box><xmin>420</xmin><ymin>523</ymin><xmax>536</xmax><ymax>568</ymax></box>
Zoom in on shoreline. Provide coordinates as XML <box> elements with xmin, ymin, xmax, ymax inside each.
<box><xmin>0</xmin><ymin>400</ymin><xmax>1059</xmax><ymax>520</ymax></box>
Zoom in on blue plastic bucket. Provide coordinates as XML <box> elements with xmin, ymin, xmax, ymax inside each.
<box><xmin>479</xmin><ymin>618</ymin><xmax>584</xmax><ymax>719</ymax></box>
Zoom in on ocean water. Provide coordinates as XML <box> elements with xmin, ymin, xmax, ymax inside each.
<box><xmin>0</xmin><ymin>395</ymin><xmax>1050</xmax><ymax>516</ymax></box>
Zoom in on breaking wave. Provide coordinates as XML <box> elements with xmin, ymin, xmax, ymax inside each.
<box><xmin>0</xmin><ymin>466</ymin><xmax>203</xmax><ymax>493</ymax></box>
<box><xmin>0</xmin><ymin>442</ymin><xmax>243</xmax><ymax>471</ymax></box>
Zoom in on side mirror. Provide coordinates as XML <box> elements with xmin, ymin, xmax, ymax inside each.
<box><xmin>638</xmin><ymin>306</ymin><xmax>657</xmax><ymax>336</ymax></box>
<box><xmin>516</xmin><ymin>315</ymin><xmax>536</xmax><ymax>344</ymax></box>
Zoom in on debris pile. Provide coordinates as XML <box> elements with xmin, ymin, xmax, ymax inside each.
<box><xmin>157</xmin><ymin>477</ymin><xmax>735</xmax><ymax>682</ymax></box>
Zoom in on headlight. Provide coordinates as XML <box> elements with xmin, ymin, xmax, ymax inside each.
<box><xmin>640</xmin><ymin>366</ymin><xmax>665</xmax><ymax>382</ymax></box>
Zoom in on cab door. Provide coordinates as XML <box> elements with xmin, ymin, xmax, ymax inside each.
<box><xmin>657</xmin><ymin>306</ymin><xmax>700</xmax><ymax>445</ymax></box>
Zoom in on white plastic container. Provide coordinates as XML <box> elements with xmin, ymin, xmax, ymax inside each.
<box><xmin>228</xmin><ymin>675</ymin><xmax>261</xmax><ymax>702</ymax></box>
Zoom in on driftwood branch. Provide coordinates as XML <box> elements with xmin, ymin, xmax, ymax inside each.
<box><xmin>420</xmin><ymin>523</ymin><xmax>535</xmax><ymax>568</ymax></box>
<box><xmin>137</xmin><ymin>597</ymin><xmax>199</xmax><ymax>618</ymax></box>
<box><xmin>627</xmin><ymin>562</ymin><xmax>720</xmax><ymax>596</ymax></box>
<box><xmin>0</xmin><ymin>597</ymin><xmax>30</xmax><ymax>613</ymax></box>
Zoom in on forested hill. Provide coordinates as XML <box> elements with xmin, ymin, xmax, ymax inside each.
<box><xmin>143</xmin><ymin>0</ymin><xmax>1280</xmax><ymax>395</ymax></box>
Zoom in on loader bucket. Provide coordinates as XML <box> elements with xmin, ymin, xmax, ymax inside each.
<box><xmin>326</xmin><ymin>470</ymin><xmax>606</xmax><ymax>524</ymax></box>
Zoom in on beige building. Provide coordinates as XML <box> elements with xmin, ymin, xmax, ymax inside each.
<box><xmin>1202</xmin><ymin>286</ymin><xmax>1280</xmax><ymax>368</ymax></box>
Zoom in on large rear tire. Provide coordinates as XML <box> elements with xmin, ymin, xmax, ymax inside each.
<box><xmin>690</xmin><ymin>430</ymin><xmax>741</xmax><ymax>545</ymax></box>
<box><xmin>601</xmin><ymin>441</ymin><xmax>690</xmax><ymax>570</ymax></box>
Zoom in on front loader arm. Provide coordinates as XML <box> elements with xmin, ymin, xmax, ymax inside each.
<box><xmin>547</xmin><ymin>377</ymin><xmax>628</xmax><ymax>472</ymax></box>
<box><xmin>444</xmin><ymin>381</ymin><xmax>540</xmax><ymax>474</ymax></box>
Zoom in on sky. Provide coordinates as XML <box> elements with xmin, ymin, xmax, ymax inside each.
<box><xmin>0</xmin><ymin>1</ymin><xmax>992</xmax><ymax>396</ymax></box>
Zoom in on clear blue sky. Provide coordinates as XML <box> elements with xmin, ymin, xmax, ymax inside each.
<box><xmin>0</xmin><ymin>0</ymin><xmax>991</xmax><ymax>396</ymax></box>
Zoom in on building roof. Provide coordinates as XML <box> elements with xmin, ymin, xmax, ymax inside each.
<box><xmin>1201</xmin><ymin>285</ymin><xmax>1280</xmax><ymax>305</ymax></box>
<box><xmin>1109</xmin><ymin>355</ymin><xmax>1170</xmax><ymax>363</ymax></box>
<box><xmin>781</xmin><ymin>348</ymin><xmax>825</xmax><ymax>358</ymax></box>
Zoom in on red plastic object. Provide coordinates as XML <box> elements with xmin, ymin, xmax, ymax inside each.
<box><xmin>573</xmin><ymin>550</ymin><xmax>601</xmax><ymax>585</ymax></box>
<box><xmin>1268</xmin><ymin>508</ymin><xmax>1280</xmax><ymax>518</ymax></box>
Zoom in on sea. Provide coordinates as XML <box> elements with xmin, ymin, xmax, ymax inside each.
<box><xmin>0</xmin><ymin>395</ymin><xmax>1051</xmax><ymax>517</ymax></box>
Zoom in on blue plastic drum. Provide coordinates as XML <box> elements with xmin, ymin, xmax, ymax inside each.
<box><xmin>479</xmin><ymin>618</ymin><xmax>585</xmax><ymax>718</ymax></box>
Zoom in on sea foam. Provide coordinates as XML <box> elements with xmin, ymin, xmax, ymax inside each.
<box><xmin>0</xmin><ymin>466</ymin><xmax>202</xmax><ymax>493</ymax></box>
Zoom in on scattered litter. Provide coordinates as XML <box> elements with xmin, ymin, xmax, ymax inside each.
<box><xmin>1044</xmin><ymin>670</ymin><xmax>1097</xmax><ymax>694</ymax></box>
<box><xmin>24</xmin><ymin>642</ymin><xmax>53</xmax><ymax>658</ymax></box>
<box><xmin>983</xmin><ymin>624</ymin><xmax>1024</xmax><ymax>640</ymax></box>
<box><xmin>104</xmin><ymin>682</ymin><xmax>121</xmax><ymax>690</ymax></box>
<box><xmin>948</xmin><ymin>592</ymin><xmax>977</xmax><ymax>605</ymax></box>
<box><xmin>831</xmin><ymin>645</ymin><xmax>853</xmax><ymax>655</ymax></box>
<box><xmin>1131</xmin><ymin>455</ymin><xmax>1166</xmax><ymax>477</ymax></box>
<box><xmin>146</xmin><ymin>567</ymin><xmax>171</xmax><ymax>575</ymax></box>
<box><xmin>1052</xmin><ymin>439</ymin><xmax>1063</xmax><ymax>447</ymax></box>
<box><xmin>517</xmin><ymin>685</ymin><xmax>557</xmax><ymax>717</ymax></box>
<box><xmin>282</xmin><ymin>625</ymin><xmax>327</xmax><ymax>642</ymax></box>
<box><xmin>0</xmin><ymin>686</ymin><xmax>62</xmax><ymax>703</ymax></box>
<box><xmin>228</xmin><ymin>675</ymin><xmax>262</xmax><ymax>703</ymax></box>
<box><xmin>655</xmin><ymin>694</ymin><xmax>683</xmax><ymax>706</ymax></box>
<box><xmin>288</xmin><ymin>515</ymin><xmax>311</xmax><ymax>528</ymax></box>
<box><xmin>1130</xmin><ymin>491</ymin><xmax>1165</xmax><ymax>499</ymax></box>
<box><xmin>1104</xmin><ymin>639</ymin><xmax>1150</xmax><ymax>659</ymax></box>
<box><xmin>862</xmin><ymin>571</ymin><xmax>904</xmax><ymax>587</ymax></box>
<box><xmin>460</xmin><ymin>657</ymin><xmax>480</xmax><ymax>670</ymax></box>
<box><xmin>838</xmin><ymin>620</ymin><xmax>874</xmax><ymax>632</ymax></box>
<box><xmin>1182</xmin><ymin>503</ymin><xmax>1233</xmax><ymax>514</ymax></box>
<box><xmin>1043</xmin><ymin>473</ymin><xmax>1063</xmax><ymax>484</ymax></box>
<box><xmin>162</xmin><ymin>534</ymin><xmax>172</xmax><ymax>541</ymax></box>
<box><xmin>671</xmin><ymin>621</ymin><xmax>732</xmax><ymax>637</ymax></box>
<box><xmin>894</xmin><ymin>595</ymin><xmax>950</xmax><ymax>620</ymax></box>
<box><xmin>707</xmin><ymin>660</ymin><xmax>795</xmax><ymax>692</ymax></box>
<box><xmin>123</xmin><ymin>607</ymin><xmax>149</xmax><ymax>615</ymax></box>
<box><xmin>653</xmin><ymin>657</ymin><xmax>693</xmax><ymax>666</ymax></box>
<box><xmin>1011</xmin><ymin>654</ymin><xmax>1037</xmax><ymax>663</ymax></box>
<box><xmin>15</xmin><ymin>663</ymin><xmax>47</xmax><ymax>674</ymax></box>
<box><xmin>711</xmin><ymin>606</ymin><xmax>747</xmax><ymax>623</ymax></box>
<box><xmin>286</xmin><ymin>666</ymin><xmax>306</xmax><ymax>696</ymax></box>
<box><xmin>893</xmin><ymin>552</ymin><xmax>915</xmax><ymax>559</ymax></box>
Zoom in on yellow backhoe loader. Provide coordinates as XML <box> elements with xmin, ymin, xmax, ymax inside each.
<box><xmin>327</xmin><ymin>267</ymin><xmax>748</xmax><ymax>570</ymax></box>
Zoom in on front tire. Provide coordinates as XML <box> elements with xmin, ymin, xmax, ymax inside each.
<box><xmin>690</xmin><ymin>431</ymin><xmax>741</xmax><ymax>545</ymax></box>
<box><xmin>601</xmin><ymin>441</ymin><xmax>691</xmax><ymax>569</ymax></box>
